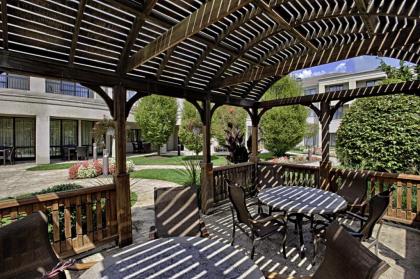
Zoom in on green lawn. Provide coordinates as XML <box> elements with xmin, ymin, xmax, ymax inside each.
<box><xmin>27</xmin><ymin>163</ymin><xmax>73</xmax><ymax>171</ymax></box>
<box><xmin>130</xmin><ymin>155</ymin><xmax>227</xmax><ymax>166</ymax></box>
<box><xmin>131</xmin><ymin>169</ymin><xmax>189</xmax><ymax>185</ymax></box>
<box><xmin>258</xmin><ymin>152</ymin><xmax>275</xmax><ymax>161</ymax></box>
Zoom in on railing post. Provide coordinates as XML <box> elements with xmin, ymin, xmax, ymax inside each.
<box><xmin>200</xmin><ymin>99</ymin><xmax>214</xmax><ymax>214</ymax></box>
<box><xmin>250</xmin><ymin>107</ymin><xmax>260</xmax><ymax>164</ymax></box>
<box><xmin>319</xmin><ymin>101</ymin><xmax>332</xmax><ymax>190</ymax></box>
<box><xmin>113</xmin><ymin>84</ymin><xmax>132</xmax><ymax>247</ymax></box>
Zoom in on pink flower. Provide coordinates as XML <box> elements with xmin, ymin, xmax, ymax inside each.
<box><xmin>69</xmin><ymin>163</ymin><xmax>81</xmax><ymax>179</ymax></box>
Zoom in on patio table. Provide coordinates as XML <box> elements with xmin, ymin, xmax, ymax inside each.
<box><xmin>258</xmin><ymin>186</ymin><xmax>347</xmax><ymax>258</ymax></box>
<box><xmin>79</xmin><ymin>236</ymin><xmax>264</xmax><ymax>279</ymax></box>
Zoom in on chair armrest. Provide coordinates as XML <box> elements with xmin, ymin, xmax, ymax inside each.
<box><xmin>349</xmin><ymin>232</ymin><xmax>364</xmax><ymax>239</ymax></box>
<box><xmin>149</xmin><ymin>226</ymin><xmax>158</xmax><ymax>240</ymax></box>
<box><xmin>246</xmin><ymin>201</ymin><xmax>260</xmax><ymax>207</ymax></box>
<box><xmin>66</xmin><ymin>261</ymin><xmax>98</xmax><ymax>271</ymax></box>
<box><xmin>345</xmin><ymin>211</ymin><xmax>368</xmax><ymax>222</ymax></box>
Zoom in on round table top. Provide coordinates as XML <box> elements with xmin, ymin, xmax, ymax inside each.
<box><xmin>80</xmin><ymin>237</ymin><xmax>264</xmax><ymax>279</ymax></box>
<box><xmin>258</xmin><ymin>186</ymin><xmax>347</xmax><ymax>215</ymax></box>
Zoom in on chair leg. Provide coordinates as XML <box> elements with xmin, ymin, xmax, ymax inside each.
<box><xmin>282</xmin><ymin>231</ymin><xmax>287</xmax><ymax>259</ymax></box>
<box><xmin>375</xmin><ymin>240</ymin><xmax>379</xmax><ymax>256</ymax></box>
<box><xmin>251</xmin><ymin>237</ymin><xmax>256</xmax><ymax>259</ymax></box>
<box><xmin>312</xmin><ymin>236</ymin><xmax>318</xmax><ymax>265</ymax></box>
<box><xmin>231</xmin><ymin>222</ymin><xmax>236</xmax><ymax>246</ymax></box>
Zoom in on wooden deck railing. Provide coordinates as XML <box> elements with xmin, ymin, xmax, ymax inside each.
<box><xmin>212</xmin><ymin>161</ymin><xmax>419</xmax><ymax>227</ymax></box>
<box><xmin>213</xmin><ymin>162</ymin><xmax>256</xmax><ymax>204</ymax></box>
<box><xmin>330</xmin><ymin>168</ymin><xmax>420</xmax><ymax>226</ymax></box>
<box><xmin>0</xmin><ymin>184</ymin><xmax>117</xmax><ymax>258</ymax></box>
<box><xmin>257</xmin><ymin>162</ymin><xmax>320</xmax><ymax>189</ymax></box>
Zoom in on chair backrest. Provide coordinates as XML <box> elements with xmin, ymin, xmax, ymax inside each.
<box><xmin>336</xmin><ymin>172</ymin><xmax>368</xmax><ymax>207</ymax></box>
<box><xmin>227</xmin><ymin>183</ymin><xmax>253</xmax><ymax>227</ymax></box>
<box><xmin>359</xmin><ymin>189</ymin><xmax>393</xmax><ymax>240</ymax></box>
<box><xmin>154</xmin><ymin>186</ymin><xmax>201</xmax><ymax>237</ymax></box>
<box><xmin>76</xmin><ymin>146</ymin><xmax>87</xmax><ymax>155</ymax></box>
<box><xmin>314</xmin><ymin>222</ymin><xmax>389</xmax><ymax>279</ymax></box>
<box><xmin>0</xmin><ymin>211</ymin><xmax>59</xmax><ymax>279</ymax></box>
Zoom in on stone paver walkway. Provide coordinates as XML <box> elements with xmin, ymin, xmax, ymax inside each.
<box><xmin>0</xmin><ymin>163</ymin><xmax>184</xmax><ymax>198</ymax></box>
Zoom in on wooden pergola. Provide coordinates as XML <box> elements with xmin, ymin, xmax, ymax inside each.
<box><xmin>0</xmin><ymin>0</ymin><xmax>419</xmax><ymax>247</ymax></box>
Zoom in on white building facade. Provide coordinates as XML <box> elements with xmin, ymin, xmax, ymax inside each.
<box><xmin>301</xmin><ymin>69</ymin><xmax>387</xmax><ymax>149</ymax></box>
<box><xmin>0</xmin><ymin>74</ymin><xmax>180</xmax><ymax>164</ymax></box>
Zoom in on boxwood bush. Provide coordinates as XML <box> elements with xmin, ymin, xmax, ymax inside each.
<box><xmin>336</xmin><ymin>94</ymin><xmax>420</xmax><ymax>174</ymax></box>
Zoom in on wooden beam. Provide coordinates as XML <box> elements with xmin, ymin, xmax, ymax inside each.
<box><xmin>127</xmin><ymin>0</ymin><xmax>253</xmax><ymax>71</ymax></box>
<box><xmin>118</xmin><ymin>0</ymin><xmax>157</xmax><ymax>73</ymax></box>
<box><xmin>184</xmin><ymin>7</ymin><xmax>262</xmax><ymax>86</ymax></box>
<box><xmin>214</xmin><ymin>29</ymin><xmax>420</xmax><ymax>88</ymax></box>
<box><xmin>207</xmin><ymin>25</ymin><xmax>281</xmax><ymax>89</ymax></box>
<box><xmin>125</xmin><ymin>91</ymin><xmax>148</xmax><ymax>118</ymax></box>
<box><xmin>155</xmin><ymin>47</ymin><xmax>174</xmax><ymax>80</ymax></box>
<box><xmin>254</xmin><ymin>0</ymin><xmax>317</xmax><ymax>52</ymax></box>
<box><xmin>256</xmin><ymin>81</ymin><xmax>420</xmax><ymax>109</ymax></box>
<box><xmin>1</xmin><ymin>0</ymin><xmax>8</xmax><ymax>50</ymax></box>
<box><xmin>81</xmin><ymin>83</ymin><xmax>114</xmax><ymax>117</ymax></box>
<box><xmin>0</xmin><ymin>50</ymin><xmax>254</xmax><ymax>107</ymax></box>
<box><xmin>69</xmin><ymin>0</ymin><xmax>87</xmax><ymax>64</ymax></box>
<box><xmin>354</xmin><ymin>0</ymin><xmax>376</xmax><ymax>36</ymax></box>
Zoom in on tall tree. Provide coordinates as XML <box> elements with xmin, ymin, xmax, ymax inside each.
<box><xmin>212</xmin><ymin>105</ymin><xmax>247</xmax><ymax>146</ymax></box>
<box><xmin>260</xmin><ymin>76</ymin><xmax>308</xmax><ymax>157</ymax></box>
<box><xmin>134</xmin><ymin>95</ymin><xmax>177</xmax><ymax>155</ymax></box>
<box><xmin>179</xmin><ymin>101</ymin><xmax>203</xmax><ymax>155</ymax></box>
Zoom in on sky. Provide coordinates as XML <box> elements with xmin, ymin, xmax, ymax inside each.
<box><xmin>292</xmin><ymin>56</ymin><xmax>403</xmax><ymax>79</ymax></box>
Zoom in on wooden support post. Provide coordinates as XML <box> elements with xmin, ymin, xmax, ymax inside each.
<box><xmin>113</xmin><ymin>84</ymin><xmax>132</xmax><ymax>247</ymax></box>
<box><xmin>250</xmin><ymin>107</ymin><xmax>259</xmax><ymax>163</ymax></box>
<box><xmin>319</xmin><ymin>101</ymin><xmax>332</xmax><ymax>190</ymax></box>
<box><xmin>200</xmin><ymin>99</ymin><xmax>214</xmax><ymax>214</ymax></box>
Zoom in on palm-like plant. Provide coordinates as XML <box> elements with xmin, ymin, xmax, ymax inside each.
<box><xmin>222</xmin><ymin>123</ymin><xmax>249</xmax><ymax>164</ymax></box>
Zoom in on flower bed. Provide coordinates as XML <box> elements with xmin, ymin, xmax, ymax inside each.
<box><xmin>269</xmin><ymin>155</ymin><xmax>320</xmax><ymax>164</ymax></box>
<box><xmin>69</xmin><ymin>159</ymin><xmax>135</xmax><ymax>179</ymax></box>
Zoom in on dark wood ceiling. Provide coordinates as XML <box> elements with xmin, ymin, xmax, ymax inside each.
<box><xmin>0</xmin><ymin>0</ymin><xmax>418</xmax><ymax>107</ymax></box>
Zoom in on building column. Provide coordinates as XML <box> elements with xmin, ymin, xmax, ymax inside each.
<box><xmin>36</xmin><ymin>114</ymin><xmax>50</xmax><ymax>164</ymax></box>
<box><xmin>30</xmin><ymin>77</ymin><xmax>46</xmax><ymax>93</ymax></box>
<box><xmin>200</xmin><ymin>99</ymin><xmax>214</xmax><ymax>214</ymax></box>
<box><xmin>78</xmin><ymin>119</ymin><xmax>82</xmax><ymax>147</ymax></box>
<box><xmin>113</xmin><ymin>84</ymin><xmax>132</xmax><ymax>247</ymax></box>
<box><xmin>319</xmin><ymin>101</ymin><xmax>332</xmax><ymax>190</ymax></box>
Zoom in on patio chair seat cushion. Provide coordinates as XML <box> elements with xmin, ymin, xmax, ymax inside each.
<box><xmin>252</xmin><ymin>213</ymin><xmax>285</xmax><ymax>238</ymax></box>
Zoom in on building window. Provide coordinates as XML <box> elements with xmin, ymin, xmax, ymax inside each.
<box><xmin>0</xmin><ymin>117</ymin><xmax>35</xmax><ymax>159</ymax></box>
<box><xmin>45</xmin><ymin>79</ymin><xmax>93</xmax><ymax>98</ymax></box>
<box><xmin>326</xmin><ymin>84</ymin><xmax>345</xmax><ymax>92</ymax></box>
<box><xmin>304</xmin><ymin>133</ymin><xmax>319</xmax><ymax>147</ymax></box>
<box><xmin>0</xmin><ymin>74</ymin><xmax>30</xmax><ymax>90</ymax></box>
<box><xmin>128</xmin><ymin>129</ymin><xmax>141</xmax><ymax>142</ymax></box>
<box><xmin>49</xmin><ymin>119</ymin><xmax>78</xmax><ymax>158</ymax></box>
<box><xmin>304</xmin><ymin>88</ymin><xmax>317</xmax><ymax>95</ymax></box>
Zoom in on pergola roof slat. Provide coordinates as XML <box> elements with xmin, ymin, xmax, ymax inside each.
<box><xmin>0</xmin><ymin>0</ymin><xmax>418</xmax><ymax>106</ymax></box>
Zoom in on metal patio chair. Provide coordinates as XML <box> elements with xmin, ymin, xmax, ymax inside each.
<box><xmin>0</xmin><ymin>211</ymin><xmax>96</xmax><ymax>279</ymax></box>
<box><xmin>312</xmin><ymin>188</ymin><xmax>394</xmax><ymax>262</ymax></box>
<box><xmin>76</xmin><ymin>146</ymin><xmax>88</xmax><ymax>160</ymax></box>
<box><xmin>149</xmin><ymin>186</ymin><xmax>208</xmax><ymax>239</ymax></box>
<box><xmin>265</xmin><ymin>222</ymin><xmax>389</xmax><ymax>279</ymax></box>
<box><xmin>228</xmin><ymin>183</ymin><xmax>287</xmax><ymax>259</ymax></box>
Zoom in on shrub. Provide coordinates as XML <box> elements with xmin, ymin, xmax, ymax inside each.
<box><xmin>260</xmin><ymin>76</ymin><xmax>308</xmax><ymax>156</ymax></box>
<box><xmin>179</xmin><ymin>102</ymin><xmax>203</xmax><ymax>155</ymax></box>
<box><xmin>68</xmin><ymin>159</ymin><xmax>135</xmax><ymax>179</ymax></box>
<box><xmin>336</xmin><ymin>94</ymin><xmax>420</xmax><ymax>173</ymax></box>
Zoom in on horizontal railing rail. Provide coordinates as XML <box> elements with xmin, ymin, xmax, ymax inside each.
<box><xmin>213</xmin><ymin>162</ymin><xmax>256</xmax><ymax>204</ymax></box>
<box><xmin>212</xmin><ymin>161</ymin><xmax>419</xmax><ymax>227</ymax></box>
<box><xmin>330</xmin><ymin>168</ymin><xmax>420</xmax><ymax>226</ymax></box>
<box><xmin>0</xmin><ymin>184</ymin><xmax>117</xmax><ymax>258</ymax></box>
